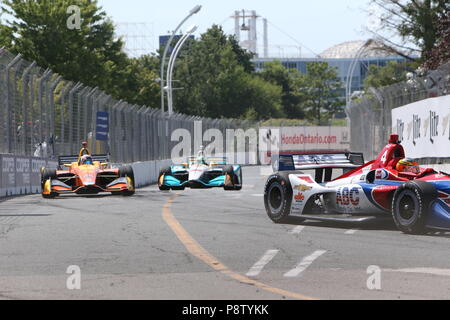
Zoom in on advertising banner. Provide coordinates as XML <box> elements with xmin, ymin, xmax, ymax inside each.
<box><xmin>1</xmin><ymin>155</ymin><xmax>16</xmax><ymax>197</ymax></box>
<box><xmin>31</xmin><ymin>158</ymin><xmax>47</xmax><ymax>193</ymax></box>
<box><xmin>15</xmin><ymin>157</ymin><xmax>31</xmax><ymax>195</ymax></box>
<box><xmin>262</xmin><ymin>126</ymin><xmax>351</xmax><ymax>153</ymax></box>
<box><xmin>392</xmin><ymin>95</ymin><xmax>450</xmax><ymax>159</ymax></box>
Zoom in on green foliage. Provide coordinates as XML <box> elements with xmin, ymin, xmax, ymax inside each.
<box><xmin>260</xmin><ymin>118</ymin><xmax>348</xmax><ymax>127</ymax></box>
<box><xmin>371</xmin><ymin>0</ymin><xmax>449</xmax><ymax>60</ymax></box>
<box><xmin>363</xmin><ymin>61</ymin><xmax>416</xmax><ymax>88</ymax></box>
<box><xmin>300</xmin><ymin>62</ymin><xmax>344</xmax><ymax>125</ymax></box>
<box><xmin>0</xmin><ymin>0</ymin><xmax>162</xmax><ymax>106</ymax></box>
<box><xmin>258</xmin><ymin>61</ymin><xmax>306</xmax><ymax>118</ymax></box>
<box><xmin>173</xmin><ymin>25</ymin><xmax>283</xmax><ymax>120</ymax></box>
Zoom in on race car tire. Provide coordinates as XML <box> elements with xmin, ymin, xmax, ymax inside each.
<box><xmin>119</xmin><ymin>165</ymin><xmax>135</xmax><ymax>196</ymax></box>
<box><xmin>391</xmin><ymin>181</ymin><xmax>437</xmax><ymax>234</ymax></box>
<box><xmin>264</xmin><ymin>172</ymin><xmax>292</xmax><ymax>223</ymax></box>
<box><xmin>41</xmin><ymin>168</ymin><xmax>59</xmax><ymax>199</ymax></box>
<box><xmin>158</xmin><ymin>167</ymin><xmax>171</xmax><ymax>191</ymax></box>
<box><xmin>223</xmin><ymin>165</ymin><xmax>242</xmax><ymax>191</ymax></box>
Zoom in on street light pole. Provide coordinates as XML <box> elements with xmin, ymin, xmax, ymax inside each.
<box><xmin>160</xmin><ymin>5</ymin><xmax>201</xmax><ymax>114</ymax></box>
<box><xmin>166</xmin><ymin>25</ymin><xmax>198</xmax><ymax>115</ymax></box>
<box><xmin>345</xmin><ymin>39</ymin><xmax>373</xmax><ymax>107</ymax></box>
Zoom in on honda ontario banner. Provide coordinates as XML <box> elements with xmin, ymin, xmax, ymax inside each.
<box><xmin>392</xmin><ymin>95</ymin><xmax>450</xmax><ymax>159</ymax></box>
<box><xmin>261</xmin><ymin>126</ymin><xmax>351</xmax><ymax>153</ymax></box>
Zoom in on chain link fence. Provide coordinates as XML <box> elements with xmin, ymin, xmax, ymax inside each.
<box><xmin>0</xmin><ymin>48</ymin><xmax>256</xmax><ymax>163</ymax></box>
<box><xmin>346</xmin><ymin>62</ymin><xmax>450</xmax><ymax>160</ymax></box>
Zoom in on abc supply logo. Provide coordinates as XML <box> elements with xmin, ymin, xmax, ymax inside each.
<box><xmin>336</xmin><ymin>187</ymin><xmax>360</xmax><ymax>206</ymax></box>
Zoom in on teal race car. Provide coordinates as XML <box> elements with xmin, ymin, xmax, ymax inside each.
<box><xmin>158</xmin><ymin>156</ymin><xmax>242</xmax><ymax>191</ymax></box>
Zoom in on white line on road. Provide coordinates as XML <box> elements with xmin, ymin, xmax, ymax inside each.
<box><xmin>289</xmin><ymin>226</ymin><xmax>305</xmax><ymax>234</ymax></box>
<box><xmin>284</xmin><ymin>250</ymin><xmax>327</xmax><ymax>277</ymax></box>
<box><xmin>246</xmin><ymin>249</ymin><xmax>279</xmax><ymax>277</ymax></box>
<box><xmin>384</xmin><ymin>268</ymin><xmax>450</xmax><ymax>277</ymax></box>
<box><xmin>344</xmin><ymin>229</ymin><xmax>358</xmax><ymax>235</ymax></box>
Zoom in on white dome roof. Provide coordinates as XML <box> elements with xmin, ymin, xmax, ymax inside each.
<box><xmin>319</xmin><ymin>40</ymin><xmax>393</xmax><ymax>59</ymax></box>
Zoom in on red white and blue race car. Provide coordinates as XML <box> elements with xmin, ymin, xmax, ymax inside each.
<box><xmin>264</xmin><ymin>134</ymin><xmax>450</xmax><ymax>234</ymax></box>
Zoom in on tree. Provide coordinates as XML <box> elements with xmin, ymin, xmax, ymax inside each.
<box><xmin>423</xmin><ymin>11</ymin><xmax>450</xmax><ymax>69</ymax></box>
<box><xmin>368</xmin><ymin>0</ymin><xmax>449</xmax><ymax>60</ymax></box>
<box><xmin>120</xmin><ymin>54</ymin><xmax>161</xmax><ymax>108</ymax></box>
<box><xmin>173</xmin><ymin>25</ymin><xmax>283</xmax><ymax>120</ymax></box>
<box><xmin>258</xmin><ymin>61</ymin><xmax>306</xmax><ymax>118</ymax></box>
<box><xmin>0</xmin><ymin>0</ymin><xmax>131</xmax><ymax>100</ymax></box>
<box><xmin>363</xmin><ymin>60</ymin><xmax>415</xmax><ymax>88</ymax></box>
<box><xmin>300</xmin><ymin>62</ymin><xmax>344</xmax><ymax>125</ymax></box>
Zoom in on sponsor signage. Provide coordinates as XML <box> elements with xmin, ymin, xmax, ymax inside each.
<box><xmin>1</xmin><ymin>155</ymin><xmax>15</xmax><ymax>197</ymax></box>
<box><xmin>96</xmin><ymin>111</ymin><xmax>109</xmax><ymax>141</ymax></box>
<box><xmin>15</xmin><ymin>157</ymin><xmax>31</xmax><ymax>195</ymax></box>
<box><xmin>392</xmin><ymin>95</ymin><xmax>450</xmax><ymax>158</ymax></box>
<box><xmin>262</xmin><ymin>126</ymin><xmax>350</xmax><ymax>152</ymax></box>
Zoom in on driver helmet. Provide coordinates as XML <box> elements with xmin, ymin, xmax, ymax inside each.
<box><xmin>396</xmin><ymin>158</ymin><xmax>420</xmax><ymax>174</ymax></box>
<box><xmin>81</xmin><ymin>155</ymin><xmax>93</xmax><ymax>165</ymax></box>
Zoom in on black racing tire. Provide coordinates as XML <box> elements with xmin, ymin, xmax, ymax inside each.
<box><xmin>171</xmin><ymin>186</ymin><xmax>186</xmax><ymax>191</ymax></box>
<box><xmin>264</xmin><ymin>173</ymin><xmax>293</xmax><ymax>223</ymax></box>
<box><xmin>41</xmin><ymin>168</ymin><xmax>59</xmax><ymax>199</ymax></box>
<box><xmin>391</xmin><ymin>181</ymin><xmax>437</xmax><ymax>234</ymax></box>
<box><xmin>158</xmin><ymin>167</ymin><xmax>172</xmax><ymax>191</ymax></box>
<box><xmin>223</xmin><ymin>165</ymin><xmax>242</xmax><ymax>191</ymax></box>
<box><xmin>119</xmin><ymin>165</ymin><xmax>135</xmax><ymax>196</ymax></box>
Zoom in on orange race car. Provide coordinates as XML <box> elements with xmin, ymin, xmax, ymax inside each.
<box><xmin>40</xmin><ymin>142</ymin><xmax>135</xmax><ymax>198</ymax></box>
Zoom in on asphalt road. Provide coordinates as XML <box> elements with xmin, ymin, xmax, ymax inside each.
<box><xmin>0</xmin><ymin>166</ymin><xmax>449</xmax><ymax>300</ymax></box>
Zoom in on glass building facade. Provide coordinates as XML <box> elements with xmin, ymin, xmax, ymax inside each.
<box><xmin>253</xmin><ymin>56</ymin><xmax>407</xmax><ymax>99</ymax></box>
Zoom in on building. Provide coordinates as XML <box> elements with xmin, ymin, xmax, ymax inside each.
<box><xmin>253</xmin><ymin>40</ymin><xmax>407</xmax><ymax>103</ymax></box>
<box><xmin>159</xmin><ymin>35</ymin><xmax>195</xmax><ymax>55</ymax></box>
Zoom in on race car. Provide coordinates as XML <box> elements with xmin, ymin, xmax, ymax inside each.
<box><xmin>40</xmin><ymin>142</ymin><xmax>135</xmax><ymax>198</ymax></box>
<box><xmin>158</xmin><ymin>147</ymin><xmax>242</xmax><ymax>191</ymax></box>
<box><xmin>264</xmin><ymin>134</ymin><xmax>450</xmax><ymax>234</ymax></box>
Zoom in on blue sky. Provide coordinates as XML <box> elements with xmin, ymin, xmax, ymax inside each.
<box><xmin>97</xmin><ymin>0</ymin><xmax>377</xmax><ymax>57</ymax></box>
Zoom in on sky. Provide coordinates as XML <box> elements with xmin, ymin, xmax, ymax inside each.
<box><xmin>97</xmin><ymin>0</ymin><xmax>379</xmax><ymax>58</ymax></box>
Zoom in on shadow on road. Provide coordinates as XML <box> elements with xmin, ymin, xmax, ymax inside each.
<box><xmin>282</xmin><ymin>216</ymin><xmax>450</xmax><ymax>237</ymax></box>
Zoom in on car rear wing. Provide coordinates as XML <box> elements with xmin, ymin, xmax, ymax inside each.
<box><xmin>187</xmin><ymin>156</ymin><xmax>228</xmax><ymax>165</ymax></box>
<box><xmin>58</xmin><ymin>154</ymin><xmax>109</xmax><ymax>166</ymax></box>
<box><xmin>272</xmin><ymin>152</ymin><xmax>365</xmax><ymax>183</ymax></box>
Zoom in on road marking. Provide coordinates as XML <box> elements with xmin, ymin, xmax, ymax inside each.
<box><xmin>289</xmin><ymin>226</ymin><xmax>305</xmax><ymax>234</ymax></box>
<box><xmin>246</xmin><ymin>249</ymin><xmax>279</xmax><ymax>277</ymax></box>
<box><xmin>384</xmin><ymin>268</ymin><xmax>450</xmax><ymax>277</ymax></box>
<box><xmin>344</xmin><ymin>229</ymin><xmax>358</xmax><ymax>235</ymax></box>
<box><xmin>284</xmin><ymin>250</ymin><xmax>327</xmax><ymax>277</ymax></box>
<box><xmin>162</xmin><ymin>194</ymin><xmax>317</xmax><ymax>300</ymax></box>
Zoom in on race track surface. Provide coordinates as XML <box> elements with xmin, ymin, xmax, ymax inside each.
<box><xmin>0</xmin><ymin>166</ymin><xmax>449</xmax><ymax>300</ymax></box>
